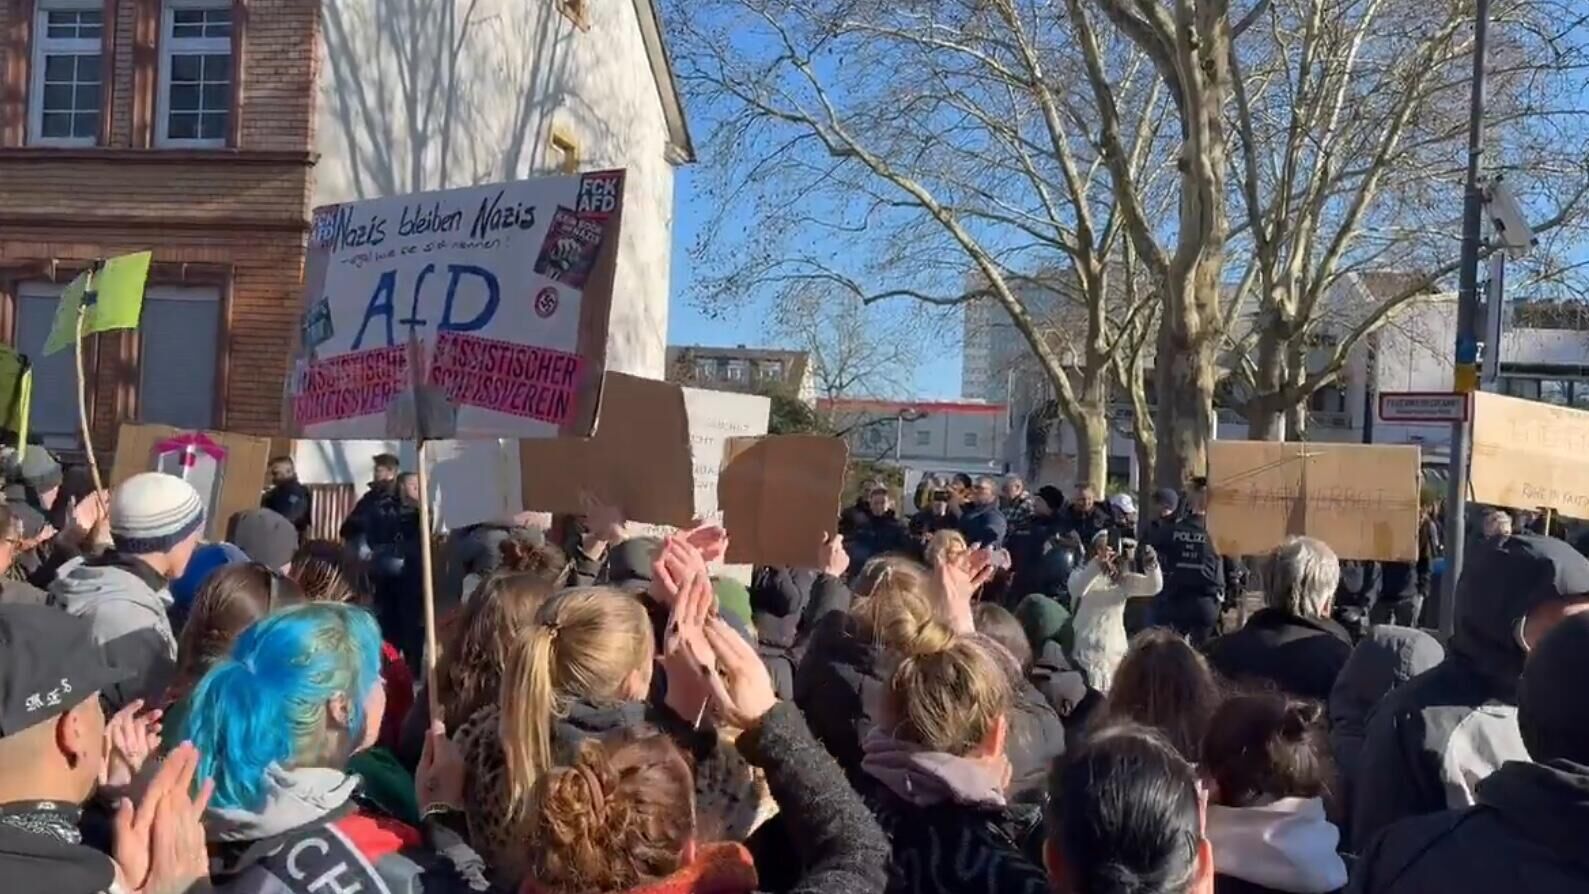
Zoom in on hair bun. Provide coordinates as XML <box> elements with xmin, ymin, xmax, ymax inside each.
<box><xmin>539</xmin><ymin>743</ymin><xmax>621</xmax><ymax>849</ymax></box>
<box><xmin>1280</xmin><ymin>701</ymin><xmax>1322</xmax><ymax>740</ymax></box>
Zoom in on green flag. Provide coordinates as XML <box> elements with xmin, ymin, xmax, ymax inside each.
<box><xmin>0</xmin><ymin>347</ymin><xmax>30</xmax><ymax>449</ymax></box>
<box><xmin>44</xmin><ymin>251</ymin><xmax>152</xmax><ymax>356</ymax></box>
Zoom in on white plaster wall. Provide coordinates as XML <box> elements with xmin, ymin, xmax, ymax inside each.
<box><xmin>312</xmin><ymin>0</ymin><xmax>677</xmax><ymax>379</ymax></box>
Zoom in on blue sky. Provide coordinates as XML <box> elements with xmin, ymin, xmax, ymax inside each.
<box><xmin>665</xmin><ymin>166</ymin><xmax>968</xmax><ymax>399</ymax></box>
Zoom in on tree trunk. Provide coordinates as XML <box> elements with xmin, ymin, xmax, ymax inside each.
<box><xmin>1156</xmin><ymin>264</ymin><xmax>1221</xmax><ymax>488</ymax></box>
<box><xmin>1070</xmin><ymin>404</ymin><xmax>1110</xmax><ymax>493</ymax></box>
<box><xmin>1133</xmin><ymin>427</ymin><xmax>1157</xmax><ymax>533</ymax></box>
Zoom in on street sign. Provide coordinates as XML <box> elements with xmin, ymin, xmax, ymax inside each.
<box><xmin>1379</xmin><ymin>392</ymin><xmax>1470</xmax><ymax>424</ymax></box>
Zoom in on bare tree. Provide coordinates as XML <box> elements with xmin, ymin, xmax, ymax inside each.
<box><xmin>1220</xmin><ymin>0</ymin><xmax>1589</xmax><ymax>439</ymax></box>
<box><xmin>672</xmin><ymin>0</ymin><xmax>1174</xmax><ymax>489</ymax></box>
<box><xmin>774</xmin><ymin>287</ymin><xmax>927</xmax><ymax>403</ymax></box>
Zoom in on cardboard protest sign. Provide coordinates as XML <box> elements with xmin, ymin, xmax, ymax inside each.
<box><xmin>681</xmin><ymin>387</ymin><xmax>771</xmax><ymax>520</ymax></box>
<box><xmin>1207</xmin><ymin>440</ymin><xmax>1421</xmax><ymax>562</ymax></box>
<box><xmin>0</xmin><ymin>347</ymin><xmax>32</xmax><ymax>448</ymax></box>
<box><xmin>1471</xmin><ymin>391</ymin><xmax>1589</xmax><ymax>518</ymax></box>
<box><xmin>289</xmin><ymin>171</ymin><xmax>625</xmax><ymax>439</ymax></box>
<box><xmin>719</xmin><ymin>435</ymin><xmax>848</xmax><ymax>568</ymax></box>
<box><xmin>111</xmin><ymin>424</ymin><xmax>272</xmax><ymax>542</ymax></box>
<box><xmin>518</xmin><ymin>373</ymin><xmax>694</xmax><ymax>527</ymax></box>
<box><xmin>45</xmin><ymin>252</ymin><xmax>151</xmax><ymax>356</ymax></box>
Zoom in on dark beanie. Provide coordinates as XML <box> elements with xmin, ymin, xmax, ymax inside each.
<box><xmin>19</xmin><ymin>446</ymin><xmax>62</xmax><ymax>492</ymax></box>
<box><xmin>1154</xmin><ymin>487</ymin><xmax>1181</xmax><ymax>514</ymax></box>
<box><xmin>227</xmin><ymin>508</ymin><xmax>298</xmax><ymax>570</ymax></box>
<box><xmin>607</xmin><ymin>537</ymin><xmax>661</xmax><ymax>587</ymax></box>
<box><xmin>1519</xmin><ymin>612</ymin><xmax>1589</xmax><ymax>764</ymax></box>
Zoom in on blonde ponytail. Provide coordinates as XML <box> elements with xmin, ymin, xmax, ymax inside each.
<box><xmin>496</xmin><ymin>588</ymin><xmax>656</xmax><ymax>821</ymax></box>
<box><xmin>500</xmin><ymin>622</ymin><xmax>560</xmax><ymax>819</ymax></box>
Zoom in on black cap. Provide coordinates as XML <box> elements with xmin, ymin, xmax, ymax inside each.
<box><xmin>1154</xmin><ymin>487</ymin><xmax>1181</xmax><ymax>513</ymax></box>
<box><xmin>0</xmin><ymin>605</ymin><xmax>129</xmax><ymax>737</ymax></box>
<box><xmin>227</xmin><ymin>507</ymin><xmax>299</xmax><ymax>570</ymax></box>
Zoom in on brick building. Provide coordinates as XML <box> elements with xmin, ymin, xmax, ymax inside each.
<box><xmin>0</xmin><ymin>0</ymin><xmax>316</xmax><ymax>453</ymax></box>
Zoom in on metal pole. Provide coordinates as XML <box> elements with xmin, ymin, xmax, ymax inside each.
<box><xmin>1441</xmin><ymin>0</ymin><xmax>1490</xmax><ymax>638</ymax></box>
<box><xmin>1481</xmin><ymin>252</ymin><xmax>1505</xmax><ymax>389</ymax></box>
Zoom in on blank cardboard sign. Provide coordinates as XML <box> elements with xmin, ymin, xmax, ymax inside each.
<box><xmin>111</xmin><ymin>423</ymin><xmax>273</xmax><ymax>542</ymax></box>
<box><xmin>1207</xmin><ymin>440</ymin><xmax>1421</xmax><ymax>562</ymax></box>
<box><xmin>719</xmin><ymin>435</ymin><xmax>848</xmax><ymax>567</ymax></box>
<box><xmin>518</xmin><ymin>372</ymin><xmax>695</xmax><ymax>527</ymax></box>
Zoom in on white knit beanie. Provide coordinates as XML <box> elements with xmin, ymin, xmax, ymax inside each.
<box><xmin>110</xmin><ymin>472</ymin><xmax>206</xmax><ymax>554</ymax></box>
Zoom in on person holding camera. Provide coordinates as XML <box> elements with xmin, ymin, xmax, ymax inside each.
<box><xmin>1068</xmin><ymin>529</ymin><xmax>1163</xmax><ymax>694</ymax></box>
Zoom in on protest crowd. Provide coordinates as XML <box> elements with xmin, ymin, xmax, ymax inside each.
<box><xmin>2</xmin><ymin>435</ymin><xmax>1588</xmax><ymax>894</ymax></box>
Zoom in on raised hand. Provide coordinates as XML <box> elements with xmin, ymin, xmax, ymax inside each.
<box><xmin>937</xmin><ymin>547</ymin><xmax>994</xmax><ymax>634</ymax></box>
<box><xmin>113</xmin><ymin>742</ymin><xmax>214</xmax><ymax>894</ymax></box>
<box><xmin>700</xmin><ymin>617</ymin><xmax>778</xmax><ymax>731</ymax></box>
<box><xmin>649</xmin><ymin>534</ymin><xmax>708</xmax><ymax>609</ymax></box>
<box><xmin>579</xmin><ymin>492</ymin><xmax>627</xmax><ymax>546</ymax></box>
<box><xmin>101</xmin><ymin>700</ymin><xmax>163</xmax><ymax>792</ymax></box>
<box><xmin>818</xmin><ymin>532</ymin><xmax>849</xmax><ymax>579</ymax></box>
<box><xmin>660</xmin><ymin>568</ymin><xmax>718</xmax><ymax>726</ymax></box>
<box><xmin>683</xmin><ymin>523</ymin><xmax>730</xmax><ymax>564</ymax></box>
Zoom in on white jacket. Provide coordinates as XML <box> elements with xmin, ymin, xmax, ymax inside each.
<box><xmin>1206</xmin><ymin>797</ymin><xmax>1348</xmax><ymax>893</ymax></box>
<box><xmin>1067</xmin><ymin>558</ymin><xmax>1161</xmax><ymax>693</ymax></box>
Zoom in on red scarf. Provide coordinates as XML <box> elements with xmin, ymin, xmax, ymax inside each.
<box><xmin>521</xmin><ymin>842</ymin><xmax>759</xmax><ymax>894</ymax></box>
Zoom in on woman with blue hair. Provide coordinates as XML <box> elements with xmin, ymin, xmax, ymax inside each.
<box><xmin>179</xmin><ymin>603</ymin><xmax>489</xmax><ymax>893</ymax></box>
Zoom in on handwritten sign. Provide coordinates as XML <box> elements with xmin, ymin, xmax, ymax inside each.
<box><xmin>289</xmin><ymin>172</ymin><xmax>624</xmax><ymax>438</ymax></box>
<box><xmin>720</xmin><ymin>436</ymin><xmax>849</xmax><ymax>567</ymax></box>
<box><xmin>681</xmin><ymin>388</ymin><xmax>771</xmax><ymax>520</ymax></box>
<box><xmin>1471</xmin><ymin>391</ymin><xmax>1589</xmax><ymax>518</ymax></box>
<box><xmin>111</xmin><ymin>424</ymin><xmax>272</xmax><ymax>542</ymax></box>
<box><xmin>1207</xmin><ymin>440</ymin><xmax>1421</xmax><ymax>562</ymax></box>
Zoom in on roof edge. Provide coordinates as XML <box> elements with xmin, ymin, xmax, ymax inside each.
<box><xmin>632</xmin><ymin>0</ymin><xmax>697</xmax><ymax>164</ymax></box>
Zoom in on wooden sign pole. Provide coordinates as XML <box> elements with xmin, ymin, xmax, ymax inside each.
<box><xmin>74</xmin><ymin>305</ymin><xmax>105</xmax><ymax>498</ymax></box>
<box><xmin>415</xmin><ymin>438</ymin><xmax>443</xmax><ymax>725</ymax></box>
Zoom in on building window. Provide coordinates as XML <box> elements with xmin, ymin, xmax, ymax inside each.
<box><xmin>1540</xmin><ymin>380</ymin><xmax>1570</xmax><ymax>407</ymax></box>
<box><xmin>137</xmin><ymin>286</ymin><xmax>222</xmax><ymax>429</ymax></box>
<box><xmin>692</xmin><ymin>358</ymin><xmax>716</xmax><ymax>380</ymax></box>
<box><xmin>914</xmin><ymin>429</ymin><xmax>931</xmax><ymax>447</ymax></box>
<box><xmin>556</xmin><ymin>0</ymin><xmax>590</xmax><ymax>29</ymax></box>
<box><xmin>551</xmin><ymin>129</ymin><xmax>580</xmax><ymax>174</ymax></box>
<box><xmin>759</xmin><ymin>360</ymin><xmax>784</xmax><ymax>380</ymax></box>
<box><xmin>29</xmin><ymin>0</ymin><xmax>104</xmax><ymax>146</ymax></box>
<box><xmin>157</xmin><ymin>1</ymin><xmax>233</xmax><ymax>147</ymax></box>
<box><xmin>1573</xmin><ymin>382</ymin><xmax>1589</xmax><ymax>410</ymax></box>
<box><xmin>14</xmin><ymin>281</ymin><xmax>92</xmax><ymax>438</ymax></box>
<box><xmin>725</xmin><ymin>360</ymin><xmax>748</xmax><ymax>382</ymax></box>
<box><xmin>1502</xmin><ymin>377</ymin><xmax>1540</xmax><ymax>401</ymax></box>
<box><xmin>964</xmin><ymin>431</ymin><xmax>979</xmax><ymax>448</ymax></box>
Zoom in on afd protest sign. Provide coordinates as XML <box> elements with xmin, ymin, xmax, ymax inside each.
<box><xmin>288</xmin><ymin>172</ymin><xmax>624</xmax><ymax>439</ymax></box>
<box><xmin>1207</xmin><ymin>440</ymin><xmax>1421</xmax><ymax>562</ymax></box>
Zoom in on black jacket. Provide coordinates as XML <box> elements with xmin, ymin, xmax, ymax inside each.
<box><xmin>862</xmin><ymin>781</ymin><xmax>1048</xmax><ymax>894</ymax></box>
<box><xmin>1162</xmin><ymin>514</ymin><xmax>1224</xmax><ymax>600</ymax></box>
<box><xmin>261</xmin><ymin>478</ymin><xmax>313</xmax><ymax>535</ymax></box>
<box><xmin>1348</xmin><ymin>535</ymin><xmax>1559</xmax><ymax>852</ymax></box>
<box><xmin>1350</xmin><ymin>759</ymin><xmax>1589</xmax><ymax>894</ymax></box>
<box><xmin>957</xmin><ymin>502</ymin><xmax>1009</xmax><ymax>549</ymax></box>
<box><xmin>742</xmin><ymin>704</ymin><xmax>892</xmax><ymax>894</ymax></box>
<box><xmin>0</xmin><ymin>803</ymin><xmax>115</xmax><ymax>894</ymax></box>
<box><xmin>750</xmin><ymin>568</ymin><xmax>851</xmax><ymax>700</ymax></box>
<box><xmin>1336</xmin><ymin>561</ymin><xmax>1381</xmax><ymax>610</ymax></box>
<box><xmin>1206</xmin><ymin>608</ymin><xmax>1353</xmax><ymax>702</ymax></box>
<box><xmin>794</xmin><ymin>611</ymin><xmax>887</xmax><ymax>780</ymax></box>
<box><xmin>845</xmin><ymin>510</ymin><xmax>911</xmax><ymax>565</ymax></box>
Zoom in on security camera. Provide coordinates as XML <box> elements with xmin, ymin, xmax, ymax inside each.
<box><xmin>1484</xmin><ymin>176</ymin><xmax>1536</xmax><ymax>257</ymax></box>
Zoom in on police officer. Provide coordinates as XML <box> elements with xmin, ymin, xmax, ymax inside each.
<box><xmin>1158</xmin><ymin>479</ymin><xmax>1224</xmax><ymax>646</ymax></box>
